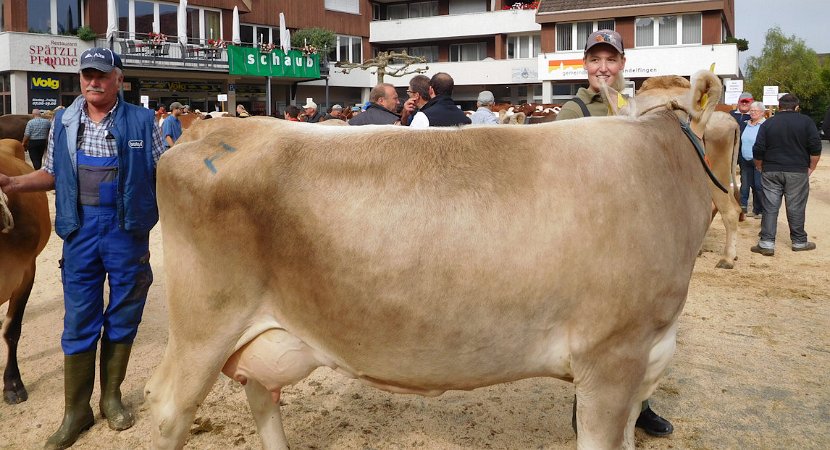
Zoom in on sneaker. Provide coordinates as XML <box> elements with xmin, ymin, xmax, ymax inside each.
<box><xmin>751</xmin><ymin>245</ymin><xmax>774</xmax><ymax>256</ymax></box>
<box><xmin>792</xmin><ymin>242</ymin><xmax>816</xmax><ymax>252</ymax></box>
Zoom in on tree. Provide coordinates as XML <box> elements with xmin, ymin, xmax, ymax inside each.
<box><xmin>744</xmin><ymin>27</ymin><xmax>823</xmax><ymax>121</ymax></box>
<box><xmin>335</xmin><ymin>51</ymin><xmax>428</xmax><ymax>84</ymax></box>
<box><xmin>291</xmin><ymin>28</ymin><xmax>335</xmax><ymax>54</ymax></box>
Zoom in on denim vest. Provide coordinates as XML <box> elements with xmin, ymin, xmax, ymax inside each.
<box><xmin>53</xmin><ymin>98</ymin><xmax>159</xmax><ymax>239</ymax></box>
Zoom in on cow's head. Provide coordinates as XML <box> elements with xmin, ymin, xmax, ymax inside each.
<box><xmin>601</xmin><ymin>70</ymin><xmax>722</xmax><ymax>138</ymax></box>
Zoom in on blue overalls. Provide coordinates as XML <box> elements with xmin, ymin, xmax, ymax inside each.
<box><xmin>60</xmin><ymin>150</ymin><xmax>153</xmax><ymax>355</ymax></box>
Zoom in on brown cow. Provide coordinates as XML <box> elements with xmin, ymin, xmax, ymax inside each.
<box><xmin>146</xmin><ymin>72</ymin><xmax>722</xmax><ymax>450</ymax></box>
<box><xmin>0</xmin><ymin>139</ymin><xmax>25</xmax><ymax>161</ymax></box>
<box><xmin>0</xmin><ymin>115</ymin><xmax>32</xmax><ymax>141</ymax></box>
<box><xmin>0</xmin><ymin>149</ymin><xmax>51</xmax><ymax>404</ymax></box>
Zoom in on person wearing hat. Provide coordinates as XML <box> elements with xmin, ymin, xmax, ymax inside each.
<box><xmin>348</xmin><ymin>83</ymin><xmax>402</xmax><ymax>126</ymax></box>
<box><xmin>555</xmin><ymin>30</ymin><xmax>674</xmax><ymax>438</ymax></box>
<box><xmin>731</xmin><ymin>92</ymin><xmax>754</xmax><ymax>126</ymax></box>
<box><xmin>0</xmin><ymin>47</ymin><xmax>164</xmax><ymax>448</ymax></box>
<box><xmin>556</xmin><ymin>29</ymin><xmax>627</xmax><ymax>121</ymax></box>
<box><xmin>407</xmin><ymin>72</ymin><xmax>471</xmax><ymax>128</ymax></box>
<box><xmin>162</xmin><ymin>101</ymin><xmax>184</xmax><ymax>149</ymax></box>
<box><xmin>470</xmin><ymin>90</ymin><xmax>499</xmax><ymax>125</ymax></box>
<box><xmin>302</xmin><ymin>99</ymin><xmax>324</xmax><ymax>123</ymax></box>
<box><xmin>323</xmin><ymin>104</ymin><xmax>344</xmax><ymax>121</ymax></box>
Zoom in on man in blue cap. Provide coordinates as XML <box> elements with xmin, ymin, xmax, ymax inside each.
<box><xmin>0</xmin><ymin>47</ymin><xmax>164</xmax><ymax>448</ymax></box>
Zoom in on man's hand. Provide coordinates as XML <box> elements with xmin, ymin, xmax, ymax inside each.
<box><xmin>0</xmin><ymin>173</ymin><xmax>14</xmax><ymax>194</ymax></box>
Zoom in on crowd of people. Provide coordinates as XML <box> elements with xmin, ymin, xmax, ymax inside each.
<box><xmin>0</xmin><ymin>39</ymin><xmax>827</xmax><ymax>449</ymax></box>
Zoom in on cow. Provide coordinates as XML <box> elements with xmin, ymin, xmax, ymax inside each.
<box><xmin>0</xmin><ymin>139</ymin><xmax>25</xmax><ymax>161</ymax></box>
<box><xmin>0</xmin><ymin>115</ymin><xmax>32</xmax><ymax>141</ymax></box>
<box><xmin>146</xmin><ymin>70</ymin><xmax>723</xmax><ymax>450</ymax></box>
<box><xmin>0</xmin><ymin>148</ymin><xmax>51</xmax><ymax>404</ymax></box>
<box><xmin>604</xmin><ymin>75</ymin><xmax>742</xmax><ymax>269</ymax></box>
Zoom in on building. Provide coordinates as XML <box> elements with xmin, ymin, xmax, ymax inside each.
<box><xmin>0</xmin><ymin>0</ymin><xmax>739</xmax><ymax>115</ymax></box>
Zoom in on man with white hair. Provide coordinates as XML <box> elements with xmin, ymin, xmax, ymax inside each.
<box><xmin>0</xmin><ymin>47</ymin><xmax>164</xmax><ymax>448</ymax></box>
<box><xmin>303</xmin><ymin>99</ymin><xmax>324</xmax><ymax>123</ymax></box>
<box><xmin>470</xmin><ymin>90</ymin><xmax>498</xmax><ymax>125</ymax></box>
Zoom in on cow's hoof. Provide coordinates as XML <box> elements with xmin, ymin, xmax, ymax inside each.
<box><xmin>715</xmin><ymin>259</ymin><xmax>734</xmax><ymax>269</ymax></box>
<box><xmin>4</xmin><ymin>385</ymin><xmax>28</xmax><ymax>404</ymax></box>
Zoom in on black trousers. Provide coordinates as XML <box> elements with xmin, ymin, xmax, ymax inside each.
<box><xmin>27</xmin><ymin>139</ymin><xmax>47</xmax><ymax>170</ymax></box>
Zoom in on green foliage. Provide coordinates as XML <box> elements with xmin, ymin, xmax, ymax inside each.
<box><xmin>291</xmin><ymin>28</ymin><xmax>335</xmax><ymax>52</ymax></box>
<box><xmin>745</xmin><ymin>27</ymin><xmax>824</xmax><ymax>122</ymax></box>
<box><xmin>723</xmin><ymin>36</ymin><xmax>749</xmax><ymax>52</ymax></box>
<box><xmin>76</xmin><ymin>26</ymin><xmax>97</xmax><ymax>41</ymax></box>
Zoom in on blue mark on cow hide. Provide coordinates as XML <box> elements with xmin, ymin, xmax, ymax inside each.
<box><xmin>204</xmin><ymin>142</ymin><xmax>237</xmax><ymax>174</ymax></box>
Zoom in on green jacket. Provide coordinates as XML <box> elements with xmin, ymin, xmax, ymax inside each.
<box><xmin>556</xmin><ymin>87</ymin><xmax>609</xmax><ymax>120</ymax></box>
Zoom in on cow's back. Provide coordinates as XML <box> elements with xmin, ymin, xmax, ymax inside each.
<box><xmin>158</xmin><ymin>115</ymin><xmax>711</xmax><ymax>389</ymax></box>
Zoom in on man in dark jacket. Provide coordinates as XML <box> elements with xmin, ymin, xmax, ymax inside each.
<box><xmin>751</xmin><ymin>94</ymin><xmax>822</xmax><ymax>256</ymax></box>
<box><xmin>0</xmin><ymin>48</ymin><xmax>164</xmax><ymax>448</ymax></box>
<box><xmin>409</xmin><ymin>72</ymin><xmax>471</xmax><ymax>128</ymax></box>
<box><xmin>348</xmin><ymin>83</ymin><xmax>401</xmax><ymax>125</ymax></box>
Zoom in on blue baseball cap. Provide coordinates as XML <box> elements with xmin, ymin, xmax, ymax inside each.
<box><xmin>79</xmin><ymin>47</ymin><xmax>123</xmax><ymax>73</ymax></box>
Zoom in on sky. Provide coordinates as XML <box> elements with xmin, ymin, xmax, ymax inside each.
<box><xmin>734</xmin><ymin>0</ymin><xmax>830</xmax><ymax>71</ymax></box>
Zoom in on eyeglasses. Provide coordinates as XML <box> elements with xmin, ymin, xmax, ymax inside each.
<box><xmin>749</xmin><ymin>109</ymin><xmax>763</xmax><ymax>113</ymax></box>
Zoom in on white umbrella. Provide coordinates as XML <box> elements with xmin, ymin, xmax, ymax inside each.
<box><xmin>279</xmin><ymin>12</ymin><xmax>290</xmax><ymax>54</ymax></box>
<box><xmin>177</xmin><ymin>0</ymin><xmax>188</xmax><ymax>45</ymax></box>
<box><xmin>232</xmin><ymin>6</ymin><xmax>240</xmax><ymax>44</ymax></box>
<box><xmin>106</xmin><ymin>0</ymin><xmax>118</xmax><ymax>45</ymax></box>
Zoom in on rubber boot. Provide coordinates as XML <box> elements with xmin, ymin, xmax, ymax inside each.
<box><xmin>44</xmin><ymin>351</ymin><xmax>97</xmax><ymax>450</ymax></box>
<box><xmin>99</xmin><ymin>340</ymin><xmax>135</xmax><ymax>431</ymax></box>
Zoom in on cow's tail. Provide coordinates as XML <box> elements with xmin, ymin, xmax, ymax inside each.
<box><xmin>730</xmin><ymin>122</ymin><xmax>740</xmax><ymax>199</ymax></box>
<box><xmin>0</xmin><ymin>190</ymin><xmax>13</xmax><ymax>233</ymax></box>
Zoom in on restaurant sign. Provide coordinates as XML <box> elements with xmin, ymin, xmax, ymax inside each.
<box><xmin>227</xmin><ymin>46</ymin><xmax>320</xmax><ymax>79</ymax></box>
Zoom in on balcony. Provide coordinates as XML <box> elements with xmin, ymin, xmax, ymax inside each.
<box><xmin>370</xmin><ymin>9</ymin><xmax>540</xmax><ymax>44</ymax></box>
<box><xmin>104</xmin><ymin>32</ymin><xmax>229</xmax><ymax>72</ymax></box>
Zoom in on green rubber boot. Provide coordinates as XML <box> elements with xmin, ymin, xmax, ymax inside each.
<box><xmin>44</xmin><ymin>351</ymin><xmax>97</xmax><ymax>449</ymax></box>
<box><xmin>99</xmin><ymin>340</ymin><xmax>135</xmax><ymax>431</ymax></box>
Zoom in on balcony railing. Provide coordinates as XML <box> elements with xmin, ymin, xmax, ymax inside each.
<box><xmin>102</xmin><ymin>32</ymin><xmax>229</xmax><ymax>71</ymax></box>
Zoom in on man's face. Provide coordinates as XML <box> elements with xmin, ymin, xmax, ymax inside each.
<box><xmin>331</xmin><ymin>109</ymin><xmax>342</xmax><ymax>117</ymax></box>
<box><xmin>738</xmin><ymin>100</ymin><xmax>752</xmax><ymax>113</ymax></box>
<box><xmin>378</xmin><ymin>87</ymin><xmax>400</xmax><ymax>111</ymax></box>
<box><xmin>584</xmin><ymin>46</ymin><xmax>625</xmax><ymax>92</ymax></box>
<box><xmin>172</xmin><ymin>106</ymin><xmax>183</xmax><ymax>117</ymax></box>
<box><xmin>80</xmin><ymin>68</ymin><xmax>122</xmax><ymax>109</ymax></box>
<box><xmin>304</xmin><ymin>107</ymin><xmax>316</xmax><ymax>116</ymax></box>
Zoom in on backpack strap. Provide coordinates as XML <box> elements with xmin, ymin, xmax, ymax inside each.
<box><xmin>571</xmin><ymin>97</ymin><xmax>591</xmax><ymax>117</ymax></box>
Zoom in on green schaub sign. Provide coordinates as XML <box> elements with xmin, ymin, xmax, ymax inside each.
<box><xmin>228</xmin><ymin>46</ymin><xmax>320</xmax><ymax>78</ymax></box>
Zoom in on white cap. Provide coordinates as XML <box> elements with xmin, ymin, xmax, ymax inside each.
<box><xmin>303</xmin><ymin>98</ymin><xmax>317</xmax><ymax>109</ymax></box>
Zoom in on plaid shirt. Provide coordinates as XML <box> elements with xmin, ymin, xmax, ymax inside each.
<box><xmin>23</xmin><ymin>117</ymin><xmax>51</xmax><ymax>140</ymax></box>
<box><xmin>43</xmin><ymin>98</ymin><xmax>164</xmax><ymax>175</ymax></box>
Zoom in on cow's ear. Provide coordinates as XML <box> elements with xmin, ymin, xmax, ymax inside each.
<box><xmin>599</xmin><ymin>81</ymin><xmax>630</xmax><ymax>116</ymax></box>
<box><xmin>688</xmin><ymin>70</ymin><xmax>722</xmax><ymax>137</ymax></box>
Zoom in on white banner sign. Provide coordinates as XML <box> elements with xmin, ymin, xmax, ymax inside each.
<box><xmin>217</xmin><ymin>94</ymin><xmax>228</xmax><ymax>102</ymax></box>
<box><xmin>763</xmin><ymin>86</ymin><xmax>779</xmax><ymax>106</ymax></box>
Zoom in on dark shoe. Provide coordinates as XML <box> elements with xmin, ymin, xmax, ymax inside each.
<box><xmin>792</xmin><ymin>242</ymin><xmax>816</xmax><ymax>252</ymax></box>
<box><xmin>636</xmin><ymin>406</ymin><xmax>674</xmax><ymax>437</ymax></box>
<box><xmin>45</xmin><ymin>351</ymin><xmax>97</xmax><ymax>449</ymax></box>
<box><xmin>750</xmin><ymin>245</ymin><xmax>774</xmax><ymax>256</ymax></box>
<box><xmin>99</xmin><ymin>341</ymin><xmax>135</xmax><ymax>431</ymax></box>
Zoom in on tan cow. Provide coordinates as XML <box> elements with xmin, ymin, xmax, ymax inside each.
<box><xmin>0</xmin><ymin>150</ymin><xmax>51</xmax><ymax>404</ymax></box>
<box><xmin>604</xmin><ymin>75</ymin><xmax>742</xmax><ymax>269</ymax></box>
<box><xmin>0</xmin><ymin>139</ymin><xmax>25</xmax><ymax>161</ymax></box>
<box><xmin>146</xmin><ymin>71</ymin><xmax>722</xmax><ymax>450</ymax></box>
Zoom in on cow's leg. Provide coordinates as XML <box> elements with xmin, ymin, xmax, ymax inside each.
<box><xmin>3</xmin><ymin>264</ymin><xmax>34</xmax><ymax>404</ymax></box>
<box><xmin>573</xmin><ymin>348</ymin><xmax>645</xmax><ymax>450</ymax></box>
<box><xmin>244</xmin><ymin>381</ymin><xmax>288</xmax><ymax>450</ymax></box>
<box><xmin>145</xmin><ymin>337</ymin><xmax>233</xmax><ymax>450</ymax></box>
<box><xmin>710</xmin><ymin>186</ymin><xmax>740</xmax><ymax>269</ymax></box>
<box><xmin>222</xmin><ymin>328</ymin><xmax>325</xmax><ymax>450</ymax></box>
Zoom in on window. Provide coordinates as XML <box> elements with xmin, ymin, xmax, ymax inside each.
<box><xmin>158</xmin><ymin>2</ymin><xmax>177</xmax><ymax>37</ymax></box>
<box><xmin>636</xmin><ymin>13</ymin><xmax>701</xmax><ymax>47</ymax></box>
<box><xmin>0</xmin><ymin>0</ymin><xmax>4</xmax><ymax>32</ymax></box>
<box><xmin>449</xmin><ymin>0</ymin><xmax>486</xmax><ymax>15</ymax></box>
<box><xmin>409</xmin><ymin>46</ymin><xmax>439</xmax><ymax>63</ymax></box>
<box><xmin>0</xmin><ymin>73</ymin><xmax>10</xmax><ymax>115</ymax></box>
<box><xmin>556</xmin><ymin>20</ymin><xmax>614</xmax><ymax>51</ymax></box>
<box><xmin>449</xmin><ymin>42</ymin><xmax>486</xmax><ymax>62</ymax></box>
<box><xmin>332</xmin><ymin>35</ymin><xmax>362</xmax><ymax>63</ymax></box>
<box><xmin>26</xmin><ymin>0</ymin><xmax>85</xmax><ymax>35</ymax></box>
<box><xmin>204</xmin><ymin>9</ymin><xmax>221</xmax><ymax>41</ymax></box>
<box><xmin>240</xmin><ymin>25</ymin><xmax>254</xmax><ymax>47</ymax></box>
<box><xmin>507</xmin><ymin>34</ymin><xmax>541</xmax><ymax>59</ymax></box>
<box><xmin>117</xmin><ymin>0</ymin><xmax>129</xmax><ymax>34</ymax></box>
<box><xmin>134</xmin><ymin>1</ymin><xmax>154</xmax><ymax>35</ymax></box>
<box><xmin>387</xmin><ymin>4</ymin><xmax>407</xmax><ymax>20</ymax></box>
<box><xmin>409</xmin><ymin>1</ymin><xmax>438</xmax><ymax>18</ymax></box>
<box><xmin>325</xmin><ymin>0</ymin><xmax>359</xmax><ymax>15</ymax></box>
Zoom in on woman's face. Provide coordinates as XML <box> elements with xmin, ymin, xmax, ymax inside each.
<box><xmin>749</xmin><ymin>105</ymin><xmax>765</xmax><ymax>121</ymax></box>
<box><xmin>584</xmin><ymin>46</ymin><xmax>625</xmax><ymax>92</ymax></box>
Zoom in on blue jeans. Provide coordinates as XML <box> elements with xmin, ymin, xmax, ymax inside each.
<box><xmin>758</xmin><ymin>171</ymin><xmax>810</xmax><ymax>248</ymax></box>
<box><xmin>739</xmin><ymin>157</ymin><xmax>764</xmax><ymax>214</ymax></box>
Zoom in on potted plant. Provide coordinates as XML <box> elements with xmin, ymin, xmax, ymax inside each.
<box><xmin>76</xmin><ymin>26</ymin><xmax>96</xmax><ymax>41</ymax></box>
